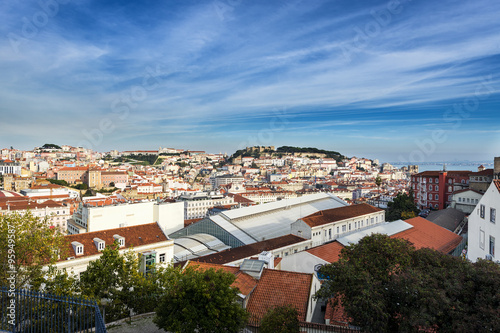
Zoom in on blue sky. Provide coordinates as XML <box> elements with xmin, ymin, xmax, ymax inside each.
<box><xmin>1</xmin><ymin>0</ymin><xmax>499</xmax><ymax>162</ymax></box>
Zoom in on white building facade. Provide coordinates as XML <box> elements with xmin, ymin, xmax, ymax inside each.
<box><xmin>68</xmin><ymin>200</ymin><xmax>184</xmax><ymax>236</ymax></box>
<box><xmin>468</xmin><ymin>180</ymin><xmax>500</xmax><ymax>262</ymax></box>
<box><xmin>177</xmin><ymin>191</ymin><xmax>234</xmax><ymax>219</ymax></box>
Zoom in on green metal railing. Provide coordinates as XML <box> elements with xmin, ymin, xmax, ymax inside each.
<box><xmin>0</xmin><ymin>287</ymin><xmax>106</xmax><ymax>333</ymax></box>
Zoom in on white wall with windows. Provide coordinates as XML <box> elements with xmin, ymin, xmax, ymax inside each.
<box><xmin>291</xmin><ymin>210</ymin><xmax>385</xmax><ymax>247</ymax></box>
<box><xmin>468</xmin><ymin>181</ymin><xmax>500</xmax><ymax>262</ymax></box>
<box><xmin>450</xmin><ymin>190</ymin><xmax>484</xmax><ymax>214</ymax></box>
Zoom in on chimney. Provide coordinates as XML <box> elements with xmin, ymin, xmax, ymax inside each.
<box><xmin>258</xmin><ymin>251</ymin><xmax>274</xmax><ymax>269</ymax></box>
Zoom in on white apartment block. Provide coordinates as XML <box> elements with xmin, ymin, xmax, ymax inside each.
<box><xmin>241</xmin><ymin>191</ymin><xmax>299</xmax><ymax>204</ymax></box>
<box><xmin>0</xmin><ymin>160</ymin><xmax>21</xmax><ymax>175</ymax></box>
<box><xmin>1</xmin><ymin>200</ymin><xmax>70</xmax><ymax>231</ymax></box>
<box><xmin>21</xmin><ymin>184</ymin><xmax>80</xmax><ymax>202</ymax></box>
<box><xmin>468</xmin><ymin>180</ymin><xmax>500</xmax><ymax>262</ymax></box>
<box><xmin>68</xmin><ymin>200</ymin><xmax>184</xmax><ymax>236</ymax></box>
<box><xmin>291</xmin><ymin>203</ymin><xmax>385</xmax><ymax>247</ymax></box>
<box><xmin>450</xmin><ymin>189</ymin><xmax>483</xmax><ymax>214</ymax></box>
<box><xmin>177</xmin><ymin>191</ymin><xmax>234</xmax><ymax>219</ymax></box>
<box><xmin>55</xmin><ymin>222</ymin><xmax>174</xmax><ymax>277</ymax></box>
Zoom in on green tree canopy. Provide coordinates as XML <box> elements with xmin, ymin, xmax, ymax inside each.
<box><xmin>315</xmin><ymin>234</ymin><xmax>500</xmax><ymax>332</ymax></box>
<box><xmin>154</xmin><ymin>265</ymin><xmax>249</xmax><ymax>333</ymax></box>
<box><xmin>260</xmin><ymin>305</ymin><xmax>300</xmax><ymax>333</ymax></box>
<box><xmin>0</xmin><ymin>211</ymin><xmax>66</xmax><ymax>289</ymax></box>
<box><xmin>41</xmin><ymin>143</ymin><xmax>61</xmax><ymax>150</ymax></box>
<box><xmin>79</xmin><ymin>243</ymin><xmax>168</xmax><ymax>321</ymax></box>
<box><xmin>385</xmin><ymin>190</ymin><xmax>420</xmax><ymax>221</ymax></box>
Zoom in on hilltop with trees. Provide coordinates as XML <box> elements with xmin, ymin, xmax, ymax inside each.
<box><xmin>230</xmin><ymin>146</ymin><xmax>344</xmax><ymax>162</ymax></box>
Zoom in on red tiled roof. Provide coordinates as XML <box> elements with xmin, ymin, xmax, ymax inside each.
<box><xmin>30</xmin><ymin>184</ymin><xmax>65</xmax><ymax>190</ymax></box>
<box><xmin>246</xmin><ymin>269</ymin><xmax>312</xmax><ymax>322</ymax></box>
<box><xmin>184</xmin><ymin>218</ymin><xmax>203</xmax><ymax>227</ymax></box>
<box><xmin>395</xmin><ymin>217</ymin><xmax>463</xmax><ymax>254</ymax></box>
<box><xmin>414</xmin><ymin>171</ymin><xmax>440</xmax><ymax>177</ymax></box>
<box><xmin>0</xmin><ymin>199</ymin><xmax>64</xmax><ymax>211</ymax></box>
<box><xmin>58</xmin><ymin>167</ymin><xmax>89</xmax><ymax>171</ymax></box>
<box><xmin>227</xmin><ymin>192</ymin><xmax>255</xmax><ymax>204</ymax></box>
<box><xmin>301</xmin><ymin>203</ymin><xmax>383</xmax><ymax>228</ymax></box>
<box><xmin>494</xmin><ymin>180</ymin><xmax>500</xmax><ymax>193</ymax></box>
<box><xmin>306</xmin><ymin>241</ymin><xmax>345</xmax><ymax>263</ymax></box>
<box><xmin>447</xmin><ymin>171</ymin><xmax>473</xmax><ymax>176</ymax></box>
<box><xmin>0</xmin><ymin>190</ymin><xmax>24</xmax><ymax>198</ymax></box>
<box><xmin>61</xmin><ymin>222</ymin><xmax>168</xmax><ymax>259</ymax></box>
<box><xmin>470</xmin><ymin>169</ymin><xmax>494</xmax><ymax>176</ymax></box>
<box><xmin>184</xmin><ymin>262</ymin><xmax>257</xmax><ymax>296</ymax></box>
<box><xmin>325</xmin><ymin>298</ymin><xmax>350</xmax><ymax>327</ymax></box>
<box><xmin>191</xmin><ymin>235</ymin><xmax>307</xmax><ymax>265</ymax></box>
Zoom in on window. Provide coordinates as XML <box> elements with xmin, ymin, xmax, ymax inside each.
<box><xmin>354</xmin><ymin>222</ymin><xmax>357</xmax><ymax>229</ymax></box>
<box><xmin>76</xmin><ymin>245</ymin><xmax>83</xmax><ymax>255</ymax></box>
<box><xmin>429</xmin><ymin>185</ymin><xmax>433</xmax><ymax>191</ymax></box>
<box><xmin>435</xmin><ymin>178</ymin><xmax>438</xmax><ymax>183</ymax></box>
<box><xmin>329</xmin><ymin>229</ymin><xmax>332</xmax><ymax>239</ymax></box>
<box><xmin>448</xmin><ymin>186</ymin><xmax>452</xmax><ymax>192</ymax></box>
<box><xmin>159</xmin><ymin>253</ymin><xmax>165</xmax><ymax>263</ymax></box>
<box><xmin>348</xmin><ymin>224</ymin><xmax>351</xmax><ymax>231</ymax></box>
<box><xmin>480</xmin><ymin>204</ymin><xmax>485</xmax><ymax>218</ymax></box>
<box><xmin>371</xmin><ymin>218</ymin><xmax>374</xmax><ymax>224</ymax></box>
<box><xmin>435</xmin><ymin>194</ymin><xmax>439</xmax><ymax>200</ymax></box>
<box><xmin>491</xmin><ymin>208</ymin><xmax>496</xmax><ymax>223</ymax></box>
<box><xmin>490</xmin><ymin>236</ymin><xmax>495</xmax><ymax>257</ymax></box>
<box><xmin>342</xmin><ymin>225</ymin><xmax>346</xmax><ymax>232</ymax></box>
<box><xmin>458</xmin><ymin>197</ymin><xmax>462</xmax><ymax>202</ymax></box>
<box><xmin>336</xmin><ymin>226</ymin><xmax>339</xmax><ymax>234</ymax></box>
<box><xmin>429</xmin><ymin>194</ymin><xmax>432</xmax><ymax>200</ymax></box>
<box><xmin>480</xmin><ymin>230</ymin><xmax>485</xmax><ymax>250</ymax></box>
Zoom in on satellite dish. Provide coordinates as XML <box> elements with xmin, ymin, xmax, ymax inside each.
<box><xmin>314</xmin><ymin>264</ymin><xmax>323</xmax><ymax>272</ymax></box>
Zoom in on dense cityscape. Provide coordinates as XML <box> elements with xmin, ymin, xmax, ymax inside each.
<box><xmin>1</xmin><ymin>143</ymin><xmax>499</xmax><ymax>331</ymax></box>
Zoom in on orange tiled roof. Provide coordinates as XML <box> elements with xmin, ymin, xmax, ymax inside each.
<box><xmin>395</xmin><ymin>217</ymin><xmax>463</xmax><ymax>254</ymax></box>
<box><xmin>0</xmin><ymin>199</ymin><xmax>64</xmax><ymax>211</ymax></box>
<box><xmin>61</xmin><ymin>222</ymin><xmax>168</xmax><ymax>259</ymax></box>
<box><xmin>301</xmin><ymin>203</ymin><xmax>382</xmax><ymax>228</ymax></box>
<box><xmin>58</xmin><ymin>167</ymin><xmax>89</xmax><ymax>171</ymax></box>
<box><xmin>306</xmin><ymin>241</ymin><xmax>345</xmax><ymax>263</ymax></box>
<box><xmin>184</xmin><ymin>262</ymin><xmax>257</xmax><ymax>296</ymax></box>
<box><xmin>470</xmin><ymin>169</ymin><xmax>493</xmax><ymax>176</ymax></box>
<box><xmin>325</xmin><ymin>298</ymin><xmax>350</xmax><ymax>327</ymax></box>
<box><xmin>184</xmin><ymin>218</ymin><xmax>203</xmax><ymax>227</ymax></box>
<box><xmin>191</xmin><ymin>235</ymin><xmax>306</xmax><ymax>265</ymax></box>
<box><xmin>246</xmin><ymin>269</ymin><xmax>312</xmax><ymax>322</ymax></box>
<box><xmin>494</xmin><ymin>180</ymin><xmax>500</xmax><ymax>193</ymax></box>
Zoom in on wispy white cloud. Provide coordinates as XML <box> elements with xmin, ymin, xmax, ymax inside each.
<box><xmin>0</xmin><ymin>0</ymin><xmax>499</xmax><ymax>161</ymax></box>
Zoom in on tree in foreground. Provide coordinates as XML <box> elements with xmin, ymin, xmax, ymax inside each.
<box><xmin>385</xmin><ymin>190</ymin><xmax>419</xmax><ymax>221</ymax></box>
<box><xmin>315</xmin><ymin>234</ymin><xmax>500</xmax><ymax>332</ymax></box>
<box><xmin>79</xmin><ymin>243</ymin><xmax>169</xmax><ymax>322</ymax></box>
<box><xmin>260</xmin><ymin>305</ymin><xmax>300</xmax><ymax>333</ymax></box>
<box><xmin>0</xmin><ymin>211</ymin><xmax>66</xmax><ymax>289</ymax></box>
<box><xmin>154</xmin><ymin>266</ymin><xmax>249</xmax><ymax>333</ymax></box>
